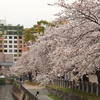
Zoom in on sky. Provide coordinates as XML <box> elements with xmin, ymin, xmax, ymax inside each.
<box><xmin>0</xmin><ymin>0</ymin><xmax>74</xmax><ymax>28</ymax></box>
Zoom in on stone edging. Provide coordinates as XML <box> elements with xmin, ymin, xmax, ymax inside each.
<box><xmin>46</xmin><ymin>86</ymin><xmax>90</xmax><ymax>100</ymax></box>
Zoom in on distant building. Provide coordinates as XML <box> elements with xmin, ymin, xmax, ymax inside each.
<box><xmin>0</xmin><ymin>19</ymin><xmax>27</xmax><ymax>62</ymax></box>
<box><xmin>0</xmin><ymin>54</ymin><xmax>14</xmax><ymax>66</ymax></box>
<box><xmin>0</xmin><ymin>54</ymin><xmax>14</xmax><ymax>75</ymax></box>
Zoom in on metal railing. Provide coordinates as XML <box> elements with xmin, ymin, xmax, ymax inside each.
<box><xmin>53</xmin><ymin>78</ymin><xmax>100</xmax><ymax>96</ymax></box>
<box><xmin>14</xmin><ymin>80</ymin><xmax>39</xmax><ymax>100</ymax></box>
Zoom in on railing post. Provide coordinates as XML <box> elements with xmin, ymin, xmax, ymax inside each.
<box><xmin>65</xmin><ymin>80</ymin><xmax>67</xmax><ymax>88</ymax></box>
<box><xmin>58</xmin><ymin>78</ymin><xmax>60</xmax><ymax>86</ymax></box>
<box><xmin>54</xmin><ymin>79</ymin><xmax>56</xmax><ymax>85</ymax></box>
<box><xmin>62</xmin><ymin>79</ymin><xmax>63</xmax><ymax>87</ymax></box>
<box><xmin>78</xmin><ymin>81</ymin><xmax>81</xmax><ymax>90</ymax></box>
<box><xmin>86</xmin><ymin>82</ymin><xmax>89</xmax><ymax>93</ymax></box>
<box><xmin>64</xmin><ymin>80</ymin><xmax>65</xmax><ymax>87</ymax></box>
<box><xmin>91</xmin><ymin>83</ymin><xmax>93</xmax><ymax>94</ymax></box>
<box><xmin>96</xmin><ymin>84</ymin><xmax>99</xmax><ymax>96</ymax></box>
<box><xmin>66</xmin><ymin>80</ymin><xmax>68</xmax><ymax>88</ymax></box>
<box><xmin>61</xmin><ymin>79</ymin><xmax>62</xmax><ymax>86</ymax></box>
<box><xmin>82</xmin><ymin>82</ymin><xmax>85</xmax><ymax>91</ymax></box>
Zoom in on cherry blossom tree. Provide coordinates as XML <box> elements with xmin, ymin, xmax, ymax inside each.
<box><xmin>10</xmin><ymin>0</ymin><xmax>100</xmax><ymax>84</ymax></box>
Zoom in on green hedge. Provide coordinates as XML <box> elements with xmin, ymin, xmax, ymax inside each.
<box><xmin>0</xmin><ymin>78</ymin><xmax>5</xmax><ymax>84</ymax></box>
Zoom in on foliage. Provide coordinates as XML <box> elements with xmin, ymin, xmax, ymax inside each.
<box><xmin>37</xmin><ymin>20</ymin><xmax>51</xmax><ymax>27</ymax></box>
<box><xmin>23</xmin><ymin>28</ymin><xmax>38</xmax><ymax>42</ymax></box>
<box><xmin>11</xmin><ymin>0</ymin><xmax>100</xmax><ymax>85</ymax></box>
<box><xmin>48</xmin><ymin>94</ymin><xmax>62</xmax><ymax>100</ymax></box>
<box><xmin>23</xmin><ymin>20</ymin><xmax>52</xmax><ymax>43</ymax></box>
<box><xmin>0</xmin><ymin>78</ymin><xmax>5</xmax><ymax>84</ymax></box>
<box><xmin>25</xmin><ymin>80</ymin><xmax>40</xmax><ymax>86</ymax></box>
<box><xmin>13</xmin><ymin>82</ymin><xmax>20</xmax><ymax>88</ymax></box>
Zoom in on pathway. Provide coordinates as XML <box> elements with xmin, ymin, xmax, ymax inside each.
<box><xmin>23</xmin><ymin>82</ymin><xmax>53</xmax><ymax>100</ymax></box>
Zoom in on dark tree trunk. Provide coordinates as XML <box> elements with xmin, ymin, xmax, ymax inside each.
<box><xmin>96</xmin><ymin>71</ymin><xmax>100</xmax><ymax>84</ymax></box>
<box><xmin>28</xmin><ymin>71</ymin><xmax>32</xmax><ymax>82</ymax></box>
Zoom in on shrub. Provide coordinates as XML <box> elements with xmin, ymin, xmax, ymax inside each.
<box><xmin>0</xmin><ymin>78</ymin><xmax>5</xmax><ymax>84</ymax></box>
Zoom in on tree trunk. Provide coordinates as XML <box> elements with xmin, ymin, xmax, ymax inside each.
<box><xmin>96</xmin><ymin>71</ymin><xmax>100</xmax><ymax>84</ymax></box>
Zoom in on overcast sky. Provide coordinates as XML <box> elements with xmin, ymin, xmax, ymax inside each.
<box><xmin>0</xmin><ymin>0</ymin><xmax>74</xmax><ymax>28</ymax></box>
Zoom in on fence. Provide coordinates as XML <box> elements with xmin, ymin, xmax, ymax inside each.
<box><xmin>21</xmin><ymin>84</ymin><xmax>39</xmax><ymax>100</ymax></box>
<box><xmin>53</xmin><ymin>78</ymin><xmax>100</xmax><ymax>96</ymax></box>
<box><xmin>14</xmin><ymin>80</ymin><xmax>39</xmax><ymax>100</ymax></box>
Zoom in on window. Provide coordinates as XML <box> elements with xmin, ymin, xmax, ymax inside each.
<box><xmin>4</xmin><ymin>36</ymin><xmax>7</xmax><ymax>39</ymax></box>
<box><xmin>9</xmin><ymin>36</ymin><xmax>12</xmax><ymax>39</ymax></box>
<box><xmin>9</xmin><ymin>27</ymin><xmax>12</xmax><ymax>30</ymax></box>
<box><xmin>19</xmin><ymin>50</ymin><xmax>22</xmax><ymax>52</ymax></box>
<box><xmin>4</xmin><ymin>45</ymin><xmax>7</xmax><ymax>48</ymax></box>
<box><xmin>19</xmin><ymin>32</ymin><xmax>22</xmax><ymax>35</ymax></box>
<box><xmin>14</xmin><ymin>45</ymin><xmax>17</xmax><ymax>48</ymax></box>
<box><xmin>14</xmin><ymin>54</ymin><xmax>17</xmax><ymax>57</ymax></box>
<box><xmin>19</xmin><ymin>54</ymin><xmax>22</xmax><ymax>57</ymax></box>
<box><xmin>4</xmin><ymin>41</ymin><xmax>7</xmax><ymax>43</ymax></box>
<box><xmin>14</xmin><ymin>27</ymin><xmax>17</xmax><ymax>30</ymax></box>
<box><xmin>0</xmin><ymin>40</ymin><xmax>2</xmax><ymax>43</ymax></box>
<box><xmin>19</xmin><ymin>27</ymin><xmax>23</xmax><ymax>30</ymax></box>
<box><xmin>9</xmin><ymin>45</ymin><xmax>12</xmax><ymax>48</ymax></box>
<box><xmin>19</xmin><ymin>45</ymin><xmax>22</xmax><ymax>48</ymax></box>
<box><xmin>4</xmin><ymin>31</ymin><xmax>7</xmax><ymax>34</ymax></box>
<box><xmin>14</xmin><ymin>59</ymin><xmax>17</xmax><ymax>62</ymax></box>
<box><xmin>0</xmin><ymin>50</ymin><xmax>2</xmax><ymax>52</ymax></box>
<box><xmin>8</xmin><ymin>32</ymin><xmax>13</xmax><ymax>34</ymax></box>
<box><xmin>14</xmin><ymin>50</ymin><xmax>17</xmax><ymax>52</ymax></box>
<box><xmin>9</xmin><ymin>50</ymin><xmax>12</xmax><ymax>52</ymax></box>
<box><xmin>9</xmin><ymin>41</ymin><xmax>12</xmax><ymax>43</ymax></box>
<box><xmin>0</xmin><ymin>45</ymin><xmax>2</xmax><ymax>48</ymax></box>
<box><xmin>14</xmin><ymin>36</ymin><xmax>17</xmax><ymax>39</ymax></box>
<box><xmin>4</xmin><ymin>27</ymin><xmax>7</xmax><ymax>30</ymax></box>
<box><xmin>14</xmin><ymin>41</ymin><xmax>17</xmax><ymax>43</ymax></box>
<box><xmin>4</xmin><ymin>50</ymin><xmax>7</xmax><ymax>52</ymax></box>
<box><xmin>19</xmin><ymin>41</ymin><xmax>22</xmax><ymax>43</ymax></box>
<box><xmin>0</xmin><ymin>27</ymin><xmax>2</xmax><ymax>30</ymax></box>
<box><xmin>14</xmin><ymin>32</ymin><xmax>17</xmax><ymax>34</ymax></box>
<box><xmin>19</xmin><ymin>36</ymin><xmax>22</xmax><ymax>39</ymax></box>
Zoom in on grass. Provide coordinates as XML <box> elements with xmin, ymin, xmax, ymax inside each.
<box><xmin>47</xmin><ymin>84</ymin><xmax>100</xmax><ymax>100</ymax></box>
<box><xmin>25</xmin><ymin>80</ymin><xmax>40</xmax><ymax>86</ymax></box>
<box><xmin>48</xmin><ymin>94</ymin><xmax>62</xmax><ymax>100</ymax></box>
<box><xmin>13</xmin><ymin>82</ymin><xmax>20</xmax><ymax>88</ymax></box>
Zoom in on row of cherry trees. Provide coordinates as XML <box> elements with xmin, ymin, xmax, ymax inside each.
<box><xmin>10</xmin><ymin>0</ymin><xmax>100</xmax><ymax>84</ymax></box>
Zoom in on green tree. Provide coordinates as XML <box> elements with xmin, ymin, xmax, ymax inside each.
<box><xmin>23</xmin><ymin>28</ymin><xmax>38</xmax><ymax>42</ymax></box>
<box><xmin>23</xmin><ymin>20</ymin><xmax>52</xmax><ymax>42</ymax></box>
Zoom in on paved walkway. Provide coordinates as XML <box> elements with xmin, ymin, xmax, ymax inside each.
<box><xmin>23</xmin><ymin>82</ymin><xmax>53</xmax><ymax>100</ymax></box>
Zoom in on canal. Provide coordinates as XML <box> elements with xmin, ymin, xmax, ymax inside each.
<box><xmin>0</xmin><ymin>84</ymin><xmax>18</xmax><ymax>100</ymax></box>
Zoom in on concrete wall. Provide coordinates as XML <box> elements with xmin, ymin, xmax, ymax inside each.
<box><xmin>5</xmin><ymin>54</ymin><xmax>13</xmax><ymax>62</ymax></box>
<box><xmin>0</xmin><ymin>54</ymin><xmax>13</xmax><ymax>62</ymax></box>
<box><xmin>11</xmin><ymin>85</ymin><xmax>31</xmax><ymax>100</ymax></box>
<box><xmin>0</xmin><ymin>54</ymin><xmax>4</xmax><ymax>62</ymax></box>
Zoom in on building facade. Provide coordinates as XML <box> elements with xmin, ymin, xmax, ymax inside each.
<box><xmin>0</xmin><ymin>20</ymin><xmax>27</xmax><ymax>62</ymax></box>
<box><xmin>0</xmin><ymin>54</ymin><xmax>14</xmax><ymax>75</ymax></box>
